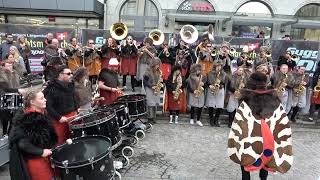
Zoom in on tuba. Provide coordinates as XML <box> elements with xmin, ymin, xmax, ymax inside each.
<box><xmin>180</xmin><ymin>24</ymin><xmax>198</xmax><ymax>44</ymax></box>
<box><xmin>110</xmin><ymin>23</ymin><xmax>128</xmax><ymax>40</ymax></box>
<box><xmin>149</xmin><ymin>29</ymin><xmax>165</xmax><ymax>46</ymax></box>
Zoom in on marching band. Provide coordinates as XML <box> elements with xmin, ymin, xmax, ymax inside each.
<box><xmin>34</xmin><ymin>23</ymin><xmax>316</xmax><ymax>127</ymax></box>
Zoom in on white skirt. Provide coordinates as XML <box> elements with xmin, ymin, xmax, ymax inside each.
<box><xmin>205</xmin><ymin>88</ymin><xmax>225</xmax><ymax>108</ymax></box>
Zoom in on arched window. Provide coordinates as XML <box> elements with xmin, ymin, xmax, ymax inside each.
<box><xmin>291</xmin><ymin>3</ymin><xmax>320</xmax><ymax>40</ymax></box>
<box><xmin>236</xmin><ymin>1</ymin><xmax>272</xmax><ymax>16</ymax></box>
<box><xmin>120</xmin><ymin>0</ymin><xmax>159</xmax><ymax>31</ymax></box>
<box><xmin>232</xmin><ymin>1</ymin><xmax>273</xmax><ymax>38</ymax></box>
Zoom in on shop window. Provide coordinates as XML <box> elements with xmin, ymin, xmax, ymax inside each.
<box><xmin>120</xmin><ymin>0</ymin><xmax>159</xmax><ymax>31</ymax></box>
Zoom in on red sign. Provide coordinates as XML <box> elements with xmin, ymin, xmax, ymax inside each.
<box><xmin>48</xmin><ymin>16</ymin><xmax>56</xmax><ymax>22</ymax></box>
<box><xmin>56</xmin><ymin>32</ymin><xmax>68</xmax><ymax>40</ymax></box>
<box><xmin>178</xmin><ymin>0</ymin><xmax>214</xmax><ymax>12</ymax></box>
<box><xmin>248</xmin><ymin>43</ymin><xmax>260</xmax><ymax>51</ymax></box>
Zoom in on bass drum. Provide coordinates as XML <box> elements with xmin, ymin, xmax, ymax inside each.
<box><xmin>95</xmin><ymin>102</ymin><xmax>131</xmax><ymax>130</ymax></box>
<box><xmin>117</xmin><ymin>94</ymin><xmax>147</xmax><ymax>118</ymax></box>
<box><xmin>51</xmin><ymin>135</ymin><xmax>115</xmax><ymax>180</ymax></box>
<box><xmin>69</xmin><ymin>110</ymin><xmax>121</xmax><ymax>147</ymax></box>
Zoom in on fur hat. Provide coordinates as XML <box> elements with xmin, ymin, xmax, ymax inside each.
<box><xmin>190</xmin><ymin>64</ymin><xmax>202</xmax><ymax>74</ymax></box>
<box><xmin>246</xmin><ymin>72</ymin><xmax>268</xmax><ymax>90</ymax></box>
<box><xmin>259</xmin><ymin>46</ymin><xmax>269</xmax><ymax>53</ymax></box>
<box><xmin>150</xmin><ymin>57</ymin><xmax>161</xmax><ymax>67</ymax></box>
<box><xmin>221</xmin><ymin>41</ymin><xmax>230</xmax><ymax>49</ymax></box>
<box><xmin>108</xmin><ymin>58</ymin><xmax>119</xmax><ymax>68</ymax></box>
<box><xmin>213</xmin><ymin>59</ymin><xmax>224</xmax><ymax>66</ymax></box>
<box><xmin>144</xmin><ymin>37</ymin><xmax>153</xmax><ymax>45</ymax></box>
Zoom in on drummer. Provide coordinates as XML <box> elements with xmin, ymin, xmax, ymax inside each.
<box><xmin>98</xmin><ymin>58</ymin><xmax>123</xmax><ymax>106</ymax></box>
<box><xmin>0</xmin><ymin>57</ymin><xmax>26</xmax><ymax>136</ymax></box>
<box><xmin>43</xmin><ymin>65</ymin><xmax>79</xmax><ymax>145</ymax></box>
<box><xmin>9</xmin><ymin>89</ymin><xmax>57</xmax><ymax>180</ymax></box>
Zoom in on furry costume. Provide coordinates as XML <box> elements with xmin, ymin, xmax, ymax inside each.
<box><xmin>9</xmin><ymin>112</ymin><xmax>57</xmax><ymax>180</ymax></box>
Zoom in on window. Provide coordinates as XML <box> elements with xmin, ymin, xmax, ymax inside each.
<box><xmin>232</xmin><ymin>1</ymin><xmax>273</xmax><ymax>38</ymax></box>
<box><xmin>7</xmin><ymin>15</ymin><xmax>100</xmax><ymax>29</ymax></box>
<box><xmin>291</xmin><ymin>3</ymin><xmax>320</xmax><ymax>41</ymax></box>
<box><xmin>120</xmin><ymin>0</ymin><xmax>159</xmax><ymax>31</ymax></box>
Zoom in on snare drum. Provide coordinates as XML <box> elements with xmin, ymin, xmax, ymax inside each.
<box><xmin>51</xmin><ymin>135</ymin><xmax>115</xmax><ymax>180</ymax></box>
<box><xmin>117</xmin><ymin>94</ymin><xmax>147</xmax><ymax>118</ymax></box>
<box><xmin>69</xmin><ymin>111</ymin><xmax>121</xmax><ymax>147</ymax></box>
<box><xmin>0</xmin><ymin>93</ymin><xmax>23</xmax><ymax>110</ymax></box>
<box><xmin>95</xmin><ymin>103</ymin><xmax>131</xmax><ymax>130</ymax></box>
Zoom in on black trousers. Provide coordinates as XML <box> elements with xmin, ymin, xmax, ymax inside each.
<box><xmin>123</xmin><ymin>75</ymin><xmax>135</xmax><ymax>88</ymax></box>
<box><xmin>241</xmin><ymin>166</ymin><xmax>268</xmax><ymax>180</ymax></box>
<box><xmin>0</xmin><ymin>110</ymin><xmax>14</xmax><ymax>136</ymax></box>
<box><xmin>190</xmin><ymin>107</ymin><xmax>202</xmax><ymax>121</ymax></box>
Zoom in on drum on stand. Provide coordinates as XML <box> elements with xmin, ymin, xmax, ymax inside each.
<box><xmin>51</xmin><ymin>135</ymin><xmax>116</xmax><ymax>180</ymax></box>
<box><xmin>0</xmin><ymin>93</ymin><xmax>23</xmax><ymax>110</ymax></box>
<box><xmin>95</xmin><ymin>102</ymin><xmax>131</xmax><ymax>130</ymax></box>
<box><xmin>117</xmin><ymin>94</ymin><xmax>147</xmax><ymax>118</ymax></box>
<box><xmin>69</xmin><ymin>110</ymin><xmax>121</xmax><ymax>149</ymax></box>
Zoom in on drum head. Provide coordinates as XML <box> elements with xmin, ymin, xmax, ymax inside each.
<box><xmin>117</xmin><ymin>94</ymin><xmax>146</xmax><ymax>102</ymax></box>
<box><xmin>70</xmin><ymin>111</ymin><xmax>115</xmax><ymax>129</ymax></box>
<box><xmin>96</xmin><ymin>102</ymin><xmax>126</xmax><ymax>112</ymax></box>
<box><xmin>51</xmin><ymin>136</ymin><xmax>112</xmax><ymax>168</ymax></box>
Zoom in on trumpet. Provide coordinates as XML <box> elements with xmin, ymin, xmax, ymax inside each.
<box><xmin>230</xmin><ymin>48</ymin><xmax>236</xmax><ymax>56</ymax></box>
<box><xmin>247</xmin><ymin>57</ymin><xmax>254</xmax><ymax>64</ymax></box>
<box><xmin>211</xmin><ymin>47</ymin><xmax>218</xmax><ymax>56</ymax></box>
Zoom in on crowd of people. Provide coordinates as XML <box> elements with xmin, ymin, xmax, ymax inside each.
<box><xmin>0</xmin><ymin>29</ymin><xmax>313</xmax><ymax>179</ymax></box>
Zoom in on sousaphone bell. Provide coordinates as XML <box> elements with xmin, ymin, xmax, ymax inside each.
<box><xmin>180</xmin><ymin>24</ymin><xmax>198</xmax><ymax>44</ymax></box>
<box><xmin>149</xmin><ymin>29</ymin><xmax>165</xmax><ymax>46</ymax></box>
<box><xmin>110</xmin><ymin>22</ymin><xmax>128</xmax><ymax>40</ymax></box>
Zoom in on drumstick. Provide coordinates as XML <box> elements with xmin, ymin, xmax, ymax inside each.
<box><xmin>66</xmin><ymin>115</ymin><xmax>78</xmax><ymax>122</ymax></box>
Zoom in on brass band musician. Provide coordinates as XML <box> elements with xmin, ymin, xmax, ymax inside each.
<box><xmin>101</xmin><ymin>37</ymin><xmax>120</xmax><ymax>69</ymax></box>
<box><xmin>158</xmin><ymin>40</ymin><xmax>174</xmax><ymax>82</ymax></box>
<box><xmin>83</xmin><ymin>39</ymin><xmax>102</xmax><ymax>85</ymax></box>
<box><xmin>65</xmin><ymin>37</ymin><xmax>82</xmax><ymax>72</ymax></box>
<box><xmin>291</xmin><ymin>65</ymin><xmax>309</xmax><ymax>122</ymax></box>
<box><xmin>196</xmin><ymin>38</ymin><xmax>213</xmax><ymax>76</ymax></box>
<box><xmin>137</xmin><ymin>37</ymin><xmax>157</xmax><ymax>82</ymax></box>
<box><xmin>218</xmin><ymin>41</ymin><xmax>233</xmax><ymax>75</ymax></box>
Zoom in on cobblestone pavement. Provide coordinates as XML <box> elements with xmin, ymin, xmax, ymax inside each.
<box><xmin>0</xmin><ymin>119</ymin><xmax>320</xmax><ymax>180</ymax></box>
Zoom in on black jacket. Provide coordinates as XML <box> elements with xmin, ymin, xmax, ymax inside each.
<box><xmin>278</xmin><ymin>55</ymin><xmax>296</xmax><ymax>70</ymax></box>
<box><xmin>43</xmin><ymin>79</ymin><xmax>79</xmax><ymax>120</ymax></box>
<box><xmin>9</xmin><ymin>112</ymin><xmax>57</xmax><ymax>180</ymax></box>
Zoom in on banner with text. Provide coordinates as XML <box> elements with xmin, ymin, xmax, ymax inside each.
<box><xmin>0</xmin><ymin>24</ymin><xmax>75</xmax><ymax>73</ymax></box>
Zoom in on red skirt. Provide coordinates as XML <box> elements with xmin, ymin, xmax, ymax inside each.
<box><xmin>100</xmin><ymin>90</ymin><xmax>118</xmax><ymax>105</ymax></box>
<box><xmin>101</xmin><ymin>58</ymin><xmax>110</xmax><ymax>70</ymax></box>
<box><xmin>160</xmin><ymin>63</ymin><xmax>172</xmax><ymax>81</ymax></box>
<box><xmin>120</xmin><ymin>57</ymin><xmax>137</xmax><ymax>75</ymax></box>
<box><xmin>167</xmin><ymin>91</ymin><xmax>182</xmax><ymax>111</ymax></box>
<box><xmin>26</xmin><ymin>157</ymin><xmax>54</xmax><ymax>180</ymax></box>
<box><xmin>53</xmin><ymin>111</ymin><xmax>77</xmax><ymax>146</ymax></box>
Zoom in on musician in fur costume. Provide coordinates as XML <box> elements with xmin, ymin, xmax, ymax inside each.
<box><xmin>226</xmin><ymin>66</ymin><xmax>248</xmax><ymax>128</ymax></box>
<box><xmin>271</xmin><ymin>64</ymin><xmax>295</xmax><ymax>114</ymax></box>
<box><xmin>204</xmin><ymin>59</ymin><xmax>227</xmax><ymax>127</ymax></box>
<box><xmin>254</xmin><ymin>46</ymin><xmax>274</xmax><ymax>76</ymax></box>
<box><xmin>290</xmin><ymin>65</ymin><xmax>309</xmax><ymax>122</ymax></box>
<box><xmin>228</xmin><ymin>72</ymin><xmax>293</xmax><ymax>180</ymax></box>
<box><xmin>187</xmin><ymin>64</ymin><xmax>206</xmax><ymax>127</ymax></box>
<box><xmin>137</xmin><ymin>37</ymin><xmax>157</xmax><ymax>82</ymax></box>
<box><xmin>9</xmin><ymin>90</ymin><xmax>58</xmax><ymax>180</ymax></box>
<box><xmin>143</xmin><ymin>57</ymin><xmax>162</xmax><ymax>124</ymax></box>
<box><xmin>165</xmin><ymin>65</ymin><xmax>184</xmax><ymax>124</ymax></box>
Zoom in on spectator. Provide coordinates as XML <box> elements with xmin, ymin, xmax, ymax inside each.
<box><xmin>256</xmin><ymin>31</ymin><xmax>265</xmax><ymax>38</ymax></box>
<box><xmin>44</xmin><ymin>33</ymin><xmax>54</xmax><ymax>47</ymax></box>
<box><xmin>16</xmin><ymin>35</ymin><xmax>31</xmax><ymax>74</ymax></box>
<box><xmin>9</xmin><ymin>46</ymin><xmax>27</xmax><ymax>75</ymax></box>
<box><xmin>0</xmin><ymin>33</ymin><xmax>15</xmax><ymax>60</ymax></box>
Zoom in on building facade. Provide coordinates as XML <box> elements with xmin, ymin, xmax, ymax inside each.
<box><xmin>106</xmin><ymin>0</ymin><xmax>320</xmax><ymax>40</ymax></box>
<box><xmin>0</xmin><ymin>0</ymin><xmax>319</xmax><ymax>40</ymax></box>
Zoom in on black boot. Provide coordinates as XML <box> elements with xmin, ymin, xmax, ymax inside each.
<box><xmin>131</xmin><ymin>75</ymin><xmax>136</xmax><ymax>92</ymax></box>
<box><xmin>290</xmin><ymin>106</ymin><xmax>299</xmax><ymax>123</ymax></box>
<box><xmin>209</xmin><ymin>107</ymin><xmax>215</xmax><ymax>126</ymax></box>
<box><xmin>214</xmin><ymin>108</ymin><xmax>221</xmax><ymax>127</ymax></box>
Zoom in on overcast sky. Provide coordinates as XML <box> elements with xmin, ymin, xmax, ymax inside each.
<box><xmin>237</xmin><ymin>2</ymin><xmax>271</xmax><ymax>14</ymax></box>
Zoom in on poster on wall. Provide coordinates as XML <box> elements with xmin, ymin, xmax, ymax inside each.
<box><xmin>272</xmin><ymin>40</ymin><xmax>320</xmax><ymax>76</ymax></box>
<box><xmin>0</xmin><ymin>24</ymin><xmax>75</xmax><ymax>73</ymax></box>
